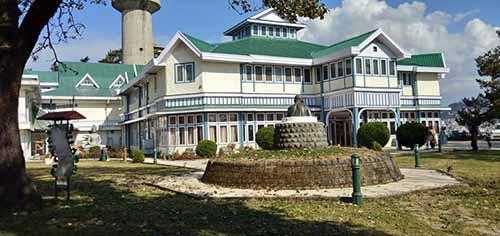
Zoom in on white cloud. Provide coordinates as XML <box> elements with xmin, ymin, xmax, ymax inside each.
<box><xmin>299</xmin><ymin>0</ymin><xmax>500</xmax><ymax>104</ymax></box>
<box><xmin>25</xmin><ymin>37</ymin><xmax>120</xmax><ymax>71</ymax></box>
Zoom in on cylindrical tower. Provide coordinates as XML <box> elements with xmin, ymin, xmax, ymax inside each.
<box><xmin>112</xmin><ymin>0</ymin><xmax>161</xmax><ymax>65</ymax></box>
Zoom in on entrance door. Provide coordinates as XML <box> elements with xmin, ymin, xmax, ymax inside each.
<box><xmin>331</xmin><ymin>120</ymin><xmax>352</xmax><ymax>146</ymax></box>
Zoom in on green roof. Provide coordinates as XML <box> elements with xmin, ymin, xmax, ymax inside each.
<box><xmin>41</xmin><ymin>62</ymin><xmax>144</xmax><ymax>97</ymax></box>
<box><xmin>23</xmin><ymin>70</ymin><xmax>58</xmax><ymax>83</ymax></box>
<box><xmin>184</xmin><ymin>33</ymin><xmax>327</xmax><ymax>59</ymax></box>
<box><xmin>184</xmin><ymin>30</ymin><xmax>378</xmax><ymax>59</ymax></box>
<box><xmin>311</xmin><ymin>30</ymin><xmax>377</xmax><ymax>58</ymax></box>
<box><xmin>398</xmin><ymin>53</ymin><xmax>445</xmax><ymax>67</ymax></box>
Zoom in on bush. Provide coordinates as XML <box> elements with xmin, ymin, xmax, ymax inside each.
<box><xmin>397</xmin><ymin>122</ymin><xmax>427</xmax><ymax>149</ymax></box>
<box><xmin>86</xmin><ymin>146</ymin><xmax>101</xmax><ymax>159</ymax></box>
<box><xmin>371</xmin><ymin>141</ymin><xmax>383</xmax><ymax>151</ymax></box>
<box><xmin>130</xmin><ymin>149</ymin><xmax>145</xmax><ymax>163</ymax></box>
<box><xmin>196</xmin><ymin>140</ymin><xmax>217</xmax><ymax>158</ymax></box>
<box><xmin>255</xmin><ymin>126</ymin><xmax>275</xmax><ymax>150</ymax></box>
<box><xmin>357</xmin><ymin>122</ymin><xmax>390</xmax><ymax>149</ymax></box>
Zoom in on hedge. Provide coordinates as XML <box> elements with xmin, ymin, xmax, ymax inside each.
<box><xmin>357</xmin><ymin>122</ymin><xmax>390</xmax><ymax>149</ymax></box>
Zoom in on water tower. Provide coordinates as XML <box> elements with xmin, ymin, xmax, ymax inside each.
<box><xmin>112</xmin><ymin>0</ymin><xmax>161</xmax><ymax>65</ymax></box>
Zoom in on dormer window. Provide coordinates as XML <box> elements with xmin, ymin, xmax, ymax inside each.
<box><xmin>373</xmin><ymin>46</ymin><xmax>378</xmax><ymax>52</ymax></box>
<box><xmin>110</xmin><ymin>74</ymin><xmax>127</xmax><ymax>89</ymax></box>
<box><xmin>76</xmin><ymin>73</ymin><xmax>99</xmax><ymax>88</ymax></box>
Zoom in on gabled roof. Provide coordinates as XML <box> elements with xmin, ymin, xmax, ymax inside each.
<box><xmin>23</xmin><ymin>70</ymin><xmax>58</xmax><ymax>84</ymax></box>
<box><xmin>185</xmin><ymin>33</ymin><xmax>327</xmax><ymax>59</ymax></box>
<box><xmin>398</xmin><ymin>53</ymin><xmax>446</xmax><ymax>68</ymax></box>
<box><xmin>311</xmin><ymin>30</ymin><xmax>377</xmax><ymax>58</ymax></box>
<box><xmin>224</xmin><ymin>8</ymin><xmax>305</xmax><ymax>36</ymax></box>
<box><xmin>41</xmin><ymin>61</ymin><xmax>144</xmax><ymax>98</ymax></box>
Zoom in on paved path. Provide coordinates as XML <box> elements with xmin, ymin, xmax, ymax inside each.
<box><xmin>156</xmin><ymin>168</ymin><xmax>462</xmax><ymax>199</ymax></box>
<box><xmin>144</xmin><ymin>158</ymin><xmax>208</xmax><ymax>170</ymax></box>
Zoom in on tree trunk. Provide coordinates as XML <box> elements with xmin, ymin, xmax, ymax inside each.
<box><xmin>0</xmin><ymin>57</ymin><xmax>41</xmax><ymax>210</ymax></box>
<box><xmin>470</xmin><ymin>129</ymin><xmax>479</xmax><ymax>152</ymax></box>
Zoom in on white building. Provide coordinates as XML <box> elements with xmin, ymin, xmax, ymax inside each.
<box><xmin>118</xmin><ymin>9</ymin><xmax>451</xmax><ymax>153</ymax></box>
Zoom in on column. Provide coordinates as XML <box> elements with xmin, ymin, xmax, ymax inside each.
<box><xmin>352</xmin><ymin>107</ymin><xmax>359</xmax><ymax>147</ymax></box>
<box><xmin>238</xmin><ymin>112</ymin><xmax>245</xmax><ymax>147</ymax></box>
<box><xmin>203</xmin><ymin>113</ymin><xmax>209</xmax><ymax>140</ymax></box>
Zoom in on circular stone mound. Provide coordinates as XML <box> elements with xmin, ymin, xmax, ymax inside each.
<box><xmin>274</xmin><ymin>122</ymin><xmax>328</xmax><ymax>149</ymax></box>
<box><xmin>201</xmin><ymin>153</ymin><xmax>404</xmax><ymax>190</ymax></box>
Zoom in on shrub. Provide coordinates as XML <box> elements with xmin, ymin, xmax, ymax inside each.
<box><xmin>357</xmin><ymin>122</ymin><xmax>390</xmax><ymax>149</ymax></box>
<box><xmin>397</xmin><ymin>122</ymin><xmax>427</xmax><ymax>149</ymax></box>
<box><xmin>371</xmin><ymin>141</ymin><xmax>383</xmax><ymax>151</ymax></box>
<box><xmin>256</xmin><ymin>126</ymin><xmax>275</xmax><ymax>150</ymax></box>
<box><xmin>86</xmin><ymin>146</ymin><xmax>101</xmax><ymax>159</ymax></box>
<box><xmin>196</xmin><ymin>140</ymin><xmax>217</xmax><ymax>158</ymax></box>
<box><xmin>130</xmin><ymin>149</ymin><xmax>145</xmax><ymax>163</ymax></box>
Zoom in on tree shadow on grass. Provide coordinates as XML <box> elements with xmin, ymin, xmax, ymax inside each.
<box><xmin>1</xmin><ymin>162</ymin><xmax>392</xmax><ymax>236</ymax></box>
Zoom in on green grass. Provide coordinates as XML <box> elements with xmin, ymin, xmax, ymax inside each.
<box><xmin>1</xmin><ymin>151</ymin><xmax>499</xmax><ymax>235</ymax></box>
<box><xmin>223</xmin><ymin>146</ymin><xmax>381</xmax><ymax>161</ymax></box>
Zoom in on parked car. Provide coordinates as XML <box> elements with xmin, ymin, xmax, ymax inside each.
<box><xmin>447</xmin><ymin>130</ymin><xmax>470</xmax><ymax>141</ymax></box>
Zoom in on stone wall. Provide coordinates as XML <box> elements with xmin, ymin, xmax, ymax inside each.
<box><xmin>274</xmin><ymin>122</ymin><xmax>328</xmax><ymax>149</ymax></box>
<box><xmin>201</xmin><ymin>154</ymin><xmax>404</xmax><ymax>190</ymax></box>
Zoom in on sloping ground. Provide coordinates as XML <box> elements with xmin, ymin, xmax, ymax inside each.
<box><xmin>1</xmin><ymin>151</ymin><xmax>498</xmax><ymax>235</ymax></box>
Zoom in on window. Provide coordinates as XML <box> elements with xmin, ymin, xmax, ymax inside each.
<box><xmin>290</xmin><ymin>28</ymin><xmax>296</xmax><ymax>38</ymax></box>
<box><xmin>248</xmin><ymin>125</ymin><xmax>254</xmax><ymax>141</ymax></box>
<box><xmin>294</xmin><ymin>68</ymin><xmax>302</xmax><ymax>82</ymax></box>
<box><xmin>209</xmin><ymin>126</ymin><xmax>217</xmax><ymax>142</ymax></box>
<box><xmin>337</xmin><ymin>61</ymin><xmax>344</xmax><ymax>77</ymax></box>
<box><xmin>381</xmin><ymin>59</ymin><xmax>387</xmax><ymax>75</ymax></box>
<box><xmin>261</xmin><ymin>26</ymin><xmax>266</xmax><ymax>36</ymax></box>
<box><xmin>176</xmin><ymin>65</ymin><xmax>183</xmax><ymax>82</ymax></box>
<box><xmin>275</xmin><ymin>27</ymin><xmax>281</xmax><ymax>37</ymax></box>
<box><xmin>245</xmin><ymin>65</ymin><xmax>253</xmax><ymax>81</ymax></box>
<box><xmin>373</xmin><ymin>46</ymin><xmax>378</xmax><ymax>52</ymax></box>
<box><xmin>274</xmin><ymin>66</ymin><xmax>283</xmax><ymax>82</ymax></box>
<box><xmin>373</xmin><ymin>59</ymin><xmax>379</xmax><ymax>75</ymax></box>
<box><xmin>169</xmin><ymin>128</ymin><xmax>176</xmax><ymax>145</ymax></box>
<box><xmin>330</xmin><ymin>63</ymin><xmax>336</xmax><ymax>78</ymax></box>
<box><xmin>315</xmin><ymin>67</ymin><xmax>321</xmax><ymax>82</ymax></box>
<box><xmin>277</xmin><ymin>113</ymin><xmax>284</xmax><ymax>120</ymax></box>
<box><xmin>208</xmin><ymin>114</ymin><xmax>217</xmax><ymax>122</ymax></box>
<box><xmin>268</xmin><ymin>27</ymin><xmax>274</xmax><ymax>36</ymax></box>
<box><xmin>219</xmin><ymin>113</ymin><xmax>227</xmax><ymax>122</ymax></box>
<box><xmin>197</xmin><ymin>126</ymin><xmax>203</xmax><ymax>143</ymax></box>
<box><xmin>255</xmin><ymin>66</ymin><xmax>263</xmax><ymax>81</ymax></box>
<box><xmin>285</xmin><ymin>67</ymin><xmax>292</xmax><ymax>82</ymax></box>
<box><xmin>247</xmin><ymin>113</ymin><xmax>254</xmax><ymax>121</ymax></box>
<box><xmin>345</xmin><ymin>59</ymin><xmax>352</xmax><ymax>75</ymax></box>
<box><xmin>220</xmin><ymin>126</ymin><xmax>228</xmax><ymax>143</ymax></box>
<box><xmin>365</xmin><ymin>59</ymin><xmax>371</xmax><ymax>74</ymax></box>
<box><xmin>266</xmin><ymin>113</ymin><xmax>274</xmax><ymax>121</ymax></box>
<box><xmin>403</xmin><ymin>73</ymin><xmax>412</xmax><ymax>86</ymax></box>
<box><xmin>322</xmin><ymin>65</ymin><xmax>329</xmax><ymax>81</ymax></box>
<box><xmin>265</xmin><ymin>66</ymin><xmax>273</xmax><ymax>81</ymax></box>
<box><xmin>390</xmin><ymin>61</ymin><xmax>396</xmax><ymax>75</ymax></box>
<box><xmin>304</xmin><ymin>68</ymin><xmax>311</xmax><ymax>83</ymax></box>
<box><xmin>252</xmin><ymin>25</ymin><xmax>258</xmax><ymax>35</ymax></box>
<box><xmin>229</xmin><ymin>113</ymin><xmax>238</xmax><ymax>122</ymax></box>
<box><xmin>356</xmin><ymin>58</ymin><xmax>363</xmax><ymax>74</ymax></box>
<box><xmin>257</xmin><ymin>113</ymin><xmax>265</xmax><ymax>121</ymax></box>
<box><xmin>283</xmin><ymin>28</ymin><xmax>288</xmax><ymax>38</ymax></box>
<box><xmin>175</xmin><ymin>63</ymin><xmax>195</xmax><ymax>83</ymax></box>
<box><xmin>187</xmin><ymin>115</ymin><xmax>194</xmax><ymax>124</ymax></box>
<box><xmin>187</xmin><ymin>127</ymin><xmax>194</xmax><ymax>145</ymax></box>
<box><xmin>230</xmin><ymin>125</ymin><xmax>238</xmax><ymax>142</ymax></box>
<box><xmin>169</xmin><ymin>116</ymin><xmax>177</xmax><ymax>125</ymax></box>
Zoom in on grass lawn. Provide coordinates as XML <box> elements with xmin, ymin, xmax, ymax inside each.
<box><xmin>1</xmin><ymin>151</ymin><xmax>499</xmax><ymax>235</ymax></box>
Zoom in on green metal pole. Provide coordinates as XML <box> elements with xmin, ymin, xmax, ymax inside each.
<box><xmin>351</xmin><ymin>153</ymin><xmax>362</xmax><ymax>205</ymax></box>
<box><xmin>414</xmin><ymin>144</ymin><xmax>422</xmax><ymax>168</ymax></box>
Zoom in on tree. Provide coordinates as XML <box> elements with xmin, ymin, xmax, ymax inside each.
<box><xmin>0</xmin><ymin>0</ymin><xmax>327</xmax><ymax>209</ymax></box>
<box><xmin>99</xmin><ymin>46</ymin><xmax>163</xmax><ymax>64</ymax></box>
<box><xmin>456</xmin><ymin>96</ymin><xmax>491</xmax><ymax>151</ymax></box>
<box><xmin>475</xmin><ymin>30</ymin><xmax>500</xmax><ymax>118</ymax></box>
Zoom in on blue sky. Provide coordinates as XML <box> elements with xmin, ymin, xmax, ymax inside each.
<box><xmin>27</xmin><ymin>0</ymin><xmax>500</xmax><ymax>104</ymax></box>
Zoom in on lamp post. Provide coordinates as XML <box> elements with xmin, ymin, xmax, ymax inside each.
<box><xmin>351</xmin><ymin>153</ymin><xmax>362</xmax><ymax>205</ymax></box>
<box><xmin>414</xmin><ymin>144</ymin><xmax>422</xmax><ymax>168</ymax></box>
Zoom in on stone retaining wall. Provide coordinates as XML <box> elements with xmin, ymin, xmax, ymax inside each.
<box><xmin>201</xmin><ymin>154</ymin><xmax>404</xmax><ymax>190</ymax></box>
